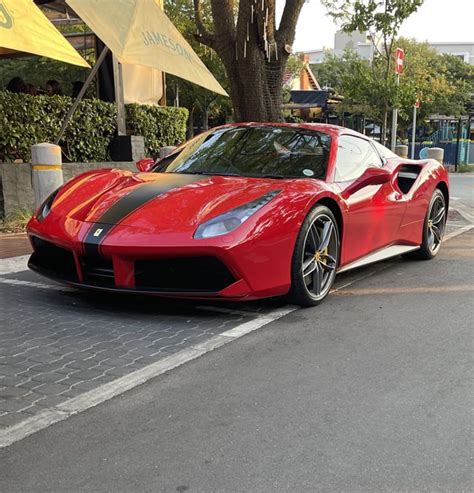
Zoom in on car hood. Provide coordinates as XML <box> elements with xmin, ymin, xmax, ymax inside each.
<box><xmin>51</xmin><ymin>169</ymin><xmax>298</xmax><ymax>233</ymax></box>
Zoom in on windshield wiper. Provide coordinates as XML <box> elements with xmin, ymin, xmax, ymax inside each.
<box><xmin>173</xmin><ymin>171</ymin><xmax>241</xmax><ymax>177</ymax></box>
<box><xmin>261</xmin><ymin>174</ymin><xmax>294</xmax><ymax>179</ymax></box>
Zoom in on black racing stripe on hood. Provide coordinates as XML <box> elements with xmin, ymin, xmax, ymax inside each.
<box><xmin>83</xmin><ymin>173</ymin><xmax>204</xmax><ymax>257</ymax></box>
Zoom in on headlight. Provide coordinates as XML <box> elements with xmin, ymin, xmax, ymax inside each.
<box><xmin>36</xmin><ymin>188</ymin><xmax>60</xmax><ymax>222</ymax></box>
<box><xmin>194</xmin><ymin>190</ymin><xmax>280</xmax><ymax>239</ymax></box>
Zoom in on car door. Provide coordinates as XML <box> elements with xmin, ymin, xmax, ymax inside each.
<box><xmin>334</xmin><ymin>135</ymin><xmax>406</xmax><ymax>266</ymax></box>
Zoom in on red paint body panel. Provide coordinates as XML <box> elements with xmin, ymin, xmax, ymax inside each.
<box><xmin>27</xmin><ymin>123</ymin><xmax>449</xmax><ymax>300</ymax></box>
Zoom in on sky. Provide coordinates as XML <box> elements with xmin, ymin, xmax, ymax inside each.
<box><xmin>277</xmin><ymin>0</ymin><xmax>474</xmax><ymax>51</ymax></box>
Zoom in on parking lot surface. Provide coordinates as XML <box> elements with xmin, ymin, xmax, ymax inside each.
<box><xmin>0</xmin><ymin>196</ymin><xmax>472</xmax><ymax>443</ymax></box>
<box><xmin>1</xmin><ymin>228</ymin><xmax>472</xmax><ymax>492</ymax></box>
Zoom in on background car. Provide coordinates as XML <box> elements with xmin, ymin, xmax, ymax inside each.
<box><xmin>27</xmin><ymin>123</ymin><xmax>449</xmax><ymax>306</ymax></box>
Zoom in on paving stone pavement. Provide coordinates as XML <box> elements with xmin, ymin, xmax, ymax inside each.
<box><xmin>0</xmin><ymin>271</ymin><xmax>261</xmax><ymax>430</ymax></box>
<box><xmin>0</xmin><ymin>211</ymin><xmax>470</xmax><ymax>432</ymax></box>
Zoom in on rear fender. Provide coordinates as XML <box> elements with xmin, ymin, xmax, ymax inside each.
<box><xmin>397</xmin><ymin>159</ymin><xmax>449</xmax><ymax>243</ymax></box>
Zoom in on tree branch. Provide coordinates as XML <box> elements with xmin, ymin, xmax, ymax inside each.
<box><xmin>193</xmin><ymin>0</ymin><xmax>216</xmax><ymax>47</ymax></box>
<box><xmin>277</xmin><ymin>0</ymin><xmax>305</xmax><ymax>45</ymax></box>
<box><xmin>369</xmin><ymin>32</ymin><xmax>384</xmax><ymax>59</ymax></box>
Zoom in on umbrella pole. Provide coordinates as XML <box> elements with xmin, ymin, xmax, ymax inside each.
<box><xmin>55</xmin><ymin>46</ymin><xmax>110</xmax><ymax>145</ymax></box>
<box><xmin>112</xmin><ymin>54</ymin><xmax>126</xmax><ymax>136</ymax></box>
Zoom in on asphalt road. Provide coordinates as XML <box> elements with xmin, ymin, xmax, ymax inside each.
<box><xmin>1</xmin><ymin>228</ymin><xmax>473</xmax><ymax>492</ymax></box>
<box><xmin>450</xmin><ymin>173</ymin><xmax>474</xmax><ymax>202</ymax></box>
<box><xmin>1</xmin><ymin>174</ymin><xmax>472</xmax><ymax>492</ymax></box>
<box><xmin>450</xmin><ymin>173</ymin><xmax>474</xmax><ymax>223</ymax></box>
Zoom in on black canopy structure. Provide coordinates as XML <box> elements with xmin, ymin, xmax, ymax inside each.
<box><xmin>283</xmin><ymin>90</ymin><xmax>344</xmax><ymax>123</ymax></box>
<box><xmin>288</xmin><ymin>90</ymin><xmax>330</xmax><ymax>108</ymax></box>
<box><xmin>285</xmin><ymin>90</ymin><xmax>344</xmax><ymax>109</ymax></box>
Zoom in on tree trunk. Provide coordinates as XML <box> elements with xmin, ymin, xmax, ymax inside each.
<box><xmin>187</xmin><ymin>106</ymin><xmax>195</xmax><ymax>139</ymax></box>
<box><xmin>219</xmin><ymin>46</ymin><xmax>287</xmax><ymax>122</ymax></box>
<box><xmin>194</xmin><ymin>0</ymin><xmax>305</xmax><ymax>123</ymax></box>
<box><xmin>202</xmin><ymin>106</ymin><xmax>209</xmax><ymax>131</ymax></box>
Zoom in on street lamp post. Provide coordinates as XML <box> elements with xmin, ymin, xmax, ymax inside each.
<box><xmin>390</xmin><ymin>73</ymin><xmax>400</xmax><ymax>151</ymax></box>
<box><xmin>411</xmin><ymin>99</ymin><xmax>419</xmax><ymax>159</ymax></box>
<box><xmin>391</xmin><ymin>47</ymin><xmax>405</xmax><ymax>151</ymax></box>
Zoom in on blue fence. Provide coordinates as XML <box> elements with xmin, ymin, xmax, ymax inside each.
<box><xmin>408</xmin><ymin>142</ymin><xmax>470</xmax><ymax>165</ymax></box>
<box><xmin>408</xmin><ymin>122</ymin><xmax>471</xmax><ymax>165</ymax></box>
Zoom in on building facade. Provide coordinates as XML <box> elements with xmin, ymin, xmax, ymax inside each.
<box><xmin>305</xmin><ymin>32</ymin><xmax>474</xmax><ymax>67</ymax></box>
<box><xmin>304</xmin><ymin>31</ymin><xmax>375</xmax><ymax>64</ymax></box>
<box><xmin>427</xmin><ymin>42</ymin><xmax>474</xmax><ymax>65</ymax></box>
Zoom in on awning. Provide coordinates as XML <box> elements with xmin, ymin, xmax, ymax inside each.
<box><xmin>0</xmin><ymin>0</ymin><xmax>89</xmax><ymax>67</ymax></box>
<box><xmin>66</xmin><ymin>0</ymin><xmax>228</xmax><ymax>97</ymax></box>
<box><xmin>290</xmin><ymin>90</ymin><xmax>330</xmax><ymax>107</ymax></box>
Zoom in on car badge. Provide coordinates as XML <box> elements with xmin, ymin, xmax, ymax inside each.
<box><xmin>93</xmin><ymin>228</ymin><xmax>103</xmax><ymax>237</ymax></box>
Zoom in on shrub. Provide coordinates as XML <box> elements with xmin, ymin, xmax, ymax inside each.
<box><xmin>126</xmin><ymin>104</ymin><xmax>188</xmax><ymax>156</ymax></box>
<box><xmin>0</xmin><ymin>91</ymin><xmax>188</xmax><ymax>162</ymax></box>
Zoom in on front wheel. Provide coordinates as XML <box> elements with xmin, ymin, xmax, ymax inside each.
<box><xmin>288</xmin><ymin>205</ymin><xmax>339</xmax><ymax>307</ymax></box>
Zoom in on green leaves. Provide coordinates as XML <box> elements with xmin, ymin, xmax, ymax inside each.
<box><xmin>0</xmin><ymin>92</ymin><xmax>188</xmax><ymax>163</ymax></box>
<box><xmin>126</xmin><ymin>104</ymin><xmax>188</xmax><ymax>156</ymax></box>
<box><xmin>311</xmin><ymin>38</ymin><xmax>473</xmax><ymax>132</ymax></box>
<box><xmin>322</xmin><ymin>0</ymin><xmax>424</xmax><ymax>39</ymax></box>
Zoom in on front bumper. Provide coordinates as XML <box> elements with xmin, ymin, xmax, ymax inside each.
<box><xmin>27</xmin><ymin>215</ymin><xmax>294</xmax><ymax>300</ymax></box>
<box><xmin>28</xmin><ymin>235</ymin><xmax>254</xmax><ymax>299</ymax></box>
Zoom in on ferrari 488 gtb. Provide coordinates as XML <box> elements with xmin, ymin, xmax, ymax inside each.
<box><xmin>27</xmin><ymin>123</ymin><xmax>449</xmax><ymax>306</ymax></box>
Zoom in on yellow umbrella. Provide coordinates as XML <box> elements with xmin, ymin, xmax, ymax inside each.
<box><xmin>66</xmin><ymin>0</ymin><xmax>227</xmax><ymax>96</ymax></box>
<box><xmin>0</xmin><ymin>0</ymin><xmax>89</xmax><ymax>67</ymax></box>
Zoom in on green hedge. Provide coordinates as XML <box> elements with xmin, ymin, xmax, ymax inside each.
<box><xmin>0</xmin><ymin>91</ymin><xmax>188</xmax><ymax>163</ymax></box>
<box><xmin>126</xmin><ymin>104</ymin><xmax>188</xmax><ymax>156</ymax></box>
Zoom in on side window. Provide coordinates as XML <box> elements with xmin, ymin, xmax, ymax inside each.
<box><xmin>372</xmin><ymin>140</ymin><xmax>398</xmax><ymax>161</ymax></box>
<box><xmin>335</xmin><ymin>135</ymin><xmax>382</xmax><ymax>182</ymax></box>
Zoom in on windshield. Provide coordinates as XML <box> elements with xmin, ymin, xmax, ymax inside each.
<box><xmin>156</xmin><ymin>126</ymin><xmax>331</xmax><ymax>180</ymax></box>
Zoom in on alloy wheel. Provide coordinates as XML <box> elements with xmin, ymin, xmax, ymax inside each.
<box><xmin>427</xmin><ymin>194</ymin><xmax>446</xmax><ymax>254</ymax></box>
<box><xmin>301</xmin><ymin>214</ymin><xmax>338</xmax><ymax>301</ymax></box>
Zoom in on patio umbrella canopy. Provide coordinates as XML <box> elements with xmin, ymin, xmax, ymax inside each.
<box><xmin>0</xmin><ymin>0</ymin><xmax>89</xmax><ymax>67</ymax></box>
<box><xmin>66</xmin><ymin>0</ymin><xmax>227</xmax><ymax>96</ymax></box>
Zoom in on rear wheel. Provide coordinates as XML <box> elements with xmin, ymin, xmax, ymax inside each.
<box><xmin>288</xmin><ymin>206</ymin><xmax>339</xmax><ymax>307</ymax></box>
<box><xmin>405</xmin><ymin>189</ymin><xmax>447</xmax><ymax>260</ymax></box>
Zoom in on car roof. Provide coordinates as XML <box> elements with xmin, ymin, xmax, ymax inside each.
<box><xmin>221</xmin><ymin>122</ymin><xmax>362</xmax><ymax>139</ymax></box>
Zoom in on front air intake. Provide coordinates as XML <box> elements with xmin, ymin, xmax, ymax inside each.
<box><xmin>29</xmin><ymin>237</ymin><xmax>78</xmax><ymax>282</ymax></box>
<box><xmin>135</xmin><ymin>257</ymin><xmax>236</xmax><ymax>292</ymax></box>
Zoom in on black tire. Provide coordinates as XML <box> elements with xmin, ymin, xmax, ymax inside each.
<box><xmin>288</xmin><ymin>205</ymin><xmax>339</xmax><ymax>307</ymax></box>
<box><xmin>403</xmin><ymin>188</ymin><xmax>447</xmax><ymax>260</ymax></box>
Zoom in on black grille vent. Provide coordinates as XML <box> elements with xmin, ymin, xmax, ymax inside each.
<box><xmin>29</xmin><ymin>237</ymin><xmax>78</xmax><ymax>281</ymax></box>
<box><xmin>135</xmin><ymin>257</ymin><xmax>235</xmax><ymax>293</ymax></box>
<box><xmin>81</xmin><ymin>256</ymin><xmax>115</xmax><ymax>288</ymax></box>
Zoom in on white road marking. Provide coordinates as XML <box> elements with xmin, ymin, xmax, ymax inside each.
<box><xmin>0</xmin><ymin>255</ymin><xmax>29</xmax><ymax>275</ymax></box>
<box><xmin>444</xmin><ymin>224</ymin><xmax>474</xmax><ymax>241</ymax></box>
<box><xmin>0</xmin><ymin>277</ymin><xmax>74</xmax><ymax>292</ymax></box>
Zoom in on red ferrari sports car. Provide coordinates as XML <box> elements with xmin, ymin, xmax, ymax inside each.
<box><xmin>27</xmin><ymin>123</ymin><xmax>449</xmax><ymax>306</ymax></box>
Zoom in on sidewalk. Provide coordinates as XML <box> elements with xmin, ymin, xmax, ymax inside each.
<box><xmin>0</xmin><ymin>233</ymin><xmax>31</xmax><ymax>259</ymax></box>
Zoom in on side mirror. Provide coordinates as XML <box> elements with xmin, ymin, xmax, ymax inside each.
<box><xmin>342</xmin><ymin>167</ymin><xmax>391</xmax><ymax>198</ymax></box>
<box><xmin>362</xmin><ymin>166</ymin><xmax>392</xmax><ymax>185</ymax></box>
<box><xmin>136</xmin><ymin>158</ymin><xmax>155</xmax><ymax>173</ymax></box>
